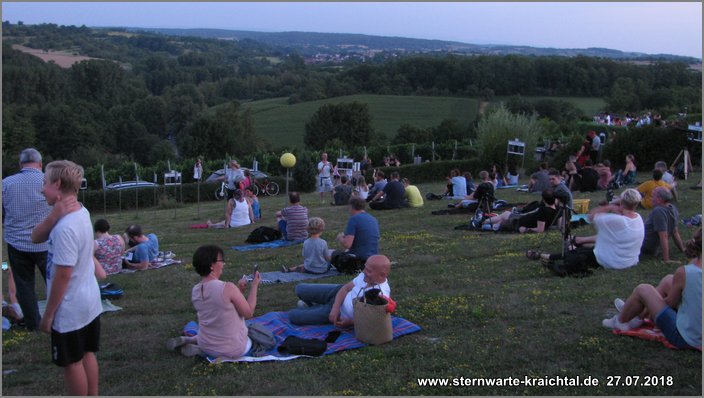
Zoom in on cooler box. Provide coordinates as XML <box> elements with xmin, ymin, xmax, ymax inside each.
<box><xmin>573</xmin><ymin>199</ymin><xmax>590</xmax><ymax>214</ymax></box>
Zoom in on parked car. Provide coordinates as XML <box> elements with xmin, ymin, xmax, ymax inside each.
<box><xmin>105</xmin><ymin>181</ymin><xmax>159</xmax><ymax>191</ymax></box>
<box><xmin>204</xmin><ymin>168</ymin><xmax>269</xmax><ymax>183</ymax></box>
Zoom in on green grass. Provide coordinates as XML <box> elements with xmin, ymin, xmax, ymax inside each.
<box><xmin>493</xmin><ymin>96</ymin><xmax>607</xmax><ymax>117</ymax></box>
<box><xmin>242</xmin><ymin>94</ymin><xmax>480</xmax><ymax>149</ymax></box>
<box><xmin>3</xmin><ymin>171</ymin><xmax>702</xmax><ymax>395</ymax></box>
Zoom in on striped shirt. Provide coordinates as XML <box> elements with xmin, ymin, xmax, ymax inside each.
<box><xmin>280</xmin><ymin>204</ymin><xmax>309</xmax><ymax>241</ymax></box>
<box><xmin>2</xmin><ymin>167</ymin><xmax>51</xmax><ymax>252</ymax></box>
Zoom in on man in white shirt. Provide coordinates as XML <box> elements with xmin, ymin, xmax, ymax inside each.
<box><xmin>289</xmin><ymin>255</ymin><xmax>391</xmax><ymax>326</ymax></box>
<box><xmin>317</xmin><ymin>152</ymin><xmax>334</xmax><ymax>203</ymax></box>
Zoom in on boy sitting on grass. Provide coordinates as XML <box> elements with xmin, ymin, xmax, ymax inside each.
<box><xmin>282</xmin><ymin>217</ymin><xmax>332</xmax><ymax>274</ymax></box>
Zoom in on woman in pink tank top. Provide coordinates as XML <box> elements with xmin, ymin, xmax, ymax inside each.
<box><xmin>166</xmin><ymin>245</ymin><xmax>261</xmax><ymax>358</ymax></box>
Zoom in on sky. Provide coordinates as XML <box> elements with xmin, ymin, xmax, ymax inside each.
<box><xmin>2</xmin><ymin>2</ymin><xmax>702</xmax><ymax>58</ymax></box>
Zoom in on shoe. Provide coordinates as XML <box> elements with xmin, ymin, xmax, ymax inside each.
<box><xmin>166</xmin><ymin>336</ymin><xmax>189</xmax><ymax>352</ymax></box>
<box><xmin>164</xmin><ymin>251</ymin><xmax>175</xmax><ymax>259</ymax></box>
<box><xmin>282</xmin><ymin>265</ymin><xmax>290</xmax><ymax>273</ymax></box>
<box><xmin>601</xmin><ymin>314</ymin><xmax>633</xmax><ymax>331</ymax></box>
<box><xmin>179</xmin><ymin>343</ymin><xmax>203</xmax><ymax>357</ymax></box>
<box><xmin>614</xmin><ymin>298</ymin><xmax>625</xmax><ymax>313</ymax></box>
<box><xmin>511</xmin><ymin>207</ymin><xmax>519</xmax><ymax>214</ymax></box>
<box><xmin>296</xmin><ymin>300</ymin><xmax>309</xmax><ymax>309</ymax></box>
<box><xmin>482</xmin><ymin>223</ymin><xmax>492</xmax><ymax>231</ymax></box>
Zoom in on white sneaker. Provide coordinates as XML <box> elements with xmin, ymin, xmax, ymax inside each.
<box><xmin>10</xmin><ymin>303</ymin><xmax>23</xmax><ymax>319</ymax></box>
<box><xmin>614</xmin><ymin>298</ymin><xmax>625</xmax><ymax>313</ymax></box>
<box><xmin>601</xmin><ymin>315</ymin><xmax>633</xmax><ymax>331</ymax></box>
<box><xmin>296</xmin><ymin>300</ymin><xmax>309</xmax><ymax>309</ymax></box>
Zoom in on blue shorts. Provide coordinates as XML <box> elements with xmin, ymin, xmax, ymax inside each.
<box><xmin>655</xmin><ymin>306</ymin><xmax>693</xmax><ymax>349</ymax></box>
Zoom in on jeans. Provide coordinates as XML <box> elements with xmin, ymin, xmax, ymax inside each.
<box><xmin>278</xmin><ymin>219</ymin><xmax>288</xmax><ymax>240</ymax></box>
<box><xmin>655</xmin><ymin>306</ymin><xmax>694</xmax><ymax>349</ymax></box>
<box><xmin>7</xmin><ymin>244</ymin><xmax>48</xmax><ymax>331</ymax></box>
<box><xmin>289</xmin><ymin>283</ymin><xmax>343</xmax><ymax>325</ymax></box>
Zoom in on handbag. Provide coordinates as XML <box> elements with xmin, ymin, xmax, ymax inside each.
<box><xmin>277</xmin><ymin>336</ymin><xmax>327</xmax><ymax>356</ymax></box>
<box><xmin>353</xmin><ymin>287</ymin><xmax>393</xmax><ymax>345</ymax></box>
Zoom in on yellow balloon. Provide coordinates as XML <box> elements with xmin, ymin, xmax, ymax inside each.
<box><xmin>280</xmin><ymin>153</ymin><xmax>296</xmax><ymax>168</ymax></box>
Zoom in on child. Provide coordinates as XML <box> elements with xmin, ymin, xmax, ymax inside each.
<box><xmin>30</xmin><ymin>160</ymin><xmax>102</xmax><ymax>396</ymax></box>
<box><xmin>245</xmin><ymin>187</ymin><xmax>261</xmax><ymax>220</ymax></box>
<box><xmin>282</xmin><ymin>217</ymin><xmax>332</xmax><ymax>274</ymax></box>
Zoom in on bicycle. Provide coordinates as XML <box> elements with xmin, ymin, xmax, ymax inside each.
<box><xmin>214</xmin><ymin>179</ymin><xmax>280</xmax><ymax>200</ymax></box>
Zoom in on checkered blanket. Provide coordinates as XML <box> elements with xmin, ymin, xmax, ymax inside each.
<box><xmin>184</xmin><ymin>311</ymin><xmax>421</xmax><ymax>363</ymax></box>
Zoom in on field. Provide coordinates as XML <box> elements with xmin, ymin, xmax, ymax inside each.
<box><xmin>11</xmin><ymin>44</ymin><xmax>103</xmax><ymax>68</ymax></box>
<box><xmin>243</xmin><ymin>95</ymin><xmax>606</xmax><ymax>150</ymax></box>
<box><xmin>243</xmin><ymin>95</ymin><xmax>480</xmax><ymax>149</ymax></box>
<box><xmin>2</xmin><ymin>171</ymin><xmax>702</xmax><ymax>396</ymax></box>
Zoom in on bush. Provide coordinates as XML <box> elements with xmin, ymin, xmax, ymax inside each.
<box><xmin>474</xmin><ymin>105</ymin><xmax>542</xmax><ymax>171</ymax></box>
<box><xmin>602</xmin><ymin>126</ymin><xmax>700</xmax><ymax>170</ymax></box>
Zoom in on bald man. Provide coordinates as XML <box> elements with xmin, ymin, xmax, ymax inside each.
<box><xmin>289</xmin><ymin>255</ymin><xmax>391</xmax><ymax>327</ymax></box>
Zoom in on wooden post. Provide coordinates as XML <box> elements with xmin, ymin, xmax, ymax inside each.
<box><xmin>134</xmin><ymin>163</ymin><xmax>139</xmax><ymax>219</ymax></box>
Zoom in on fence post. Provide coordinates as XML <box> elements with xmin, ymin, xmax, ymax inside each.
<box><xmin>118</xmin><ymin>176</ymin><xmax>123</xmax><ymax>218</ymax></box>
<box><xmin>134</xmin><ymin>163</ymin><xmax>139</xmax><ymax>219</ymax></box>
<box><xmin>101</xmin><ymin>164</ymin><xmax>106</xmax><ymax>218</ymax></box>
<box><xmin>153</xmin><ymin>172</ymin><xmax>158</xmax><ymax>219</ymax></box>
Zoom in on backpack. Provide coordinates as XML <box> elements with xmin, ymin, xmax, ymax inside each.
<box><xmin>545</xmin><ymin>251</ymin><xmax>593</xmax><ymax>278</ymax></box>
<box><xmin>330</xmin><ymin>251</ymin><xmax>365</xmax><ymax>274</ymax></box>
<box><xmin>245</xmin><ymin>226</ymin><xmax>282</xmax><ymax>244</ymax></box>
<box><xmin>277</xmin><ymin>336</ymin><xmax>327</xmax><ymax>356</ymax></box>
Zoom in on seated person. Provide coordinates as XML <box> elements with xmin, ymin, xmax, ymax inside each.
<box><xmin>611</xmin><ymin>154</ymin><xmax>637</xmax><ymax>187</ymax></box>
<box><xmin>334</xmin><ymin>197</ymin><xmax>380</xmax><ymax>263</ymax></box>
<box><xmin>442</xmin><ymin>169</ymin><xmax>467</xmax><ymax>199</ymax></box>
<box><xmin>503</xmin><ymin>163</ymin><xmax>519</xmax><ymax>186</ymax></box>
<box><xmin>527</xmin><ymin>189</ymin><xmax>644</xmax><ymax>270</ymax></box>
<box><xmin>207</xmin><ymin>189</ymin><xmax>254</xmax><ymax>229</ymax></box>
<box><xmin>123</xmin><ymin>224</ymin><xmax>159</xmax><ymax>270</ymax></box>
<box><xmin>366</xmin><ymin>170</ymin><xmax>387</xmax><ymax>202</ymax></box>
<box><xmin>402</xmin><ymin>178</ymin><xmax>424</xmax><ymax>208</ymax></box>
<box><xmin>548</xmin><ymin>169</ymin><xmax>573</xmax><ymax>209</ymax></box>
<box><xmin>655</xmin><ymin>160</ymin><xmax>678</xmax><ymax>200</ymax></box>
<box><xmin>288</xmin><ymin>254</ymin><xmax>391</xmax><ymax>326</ymax></box>
<box><xmin>602</xmin><ymin>228</ymin><xmax>701</xmax><ymax>350</ymax></box>
<box><xmin>245</xmin><ymin>187</ymin><xmax>261</xmax><ymax>220</ymax></box>
<box><xmin>640</xmin><ymin>187</ymin><xmax>685</xmax><ymax>263</ymax></box>
<box><xmin>594</xmin><ymin>160</ymin><xmax>613</xmax><ymax>190</ymax></box>
<box><xmin>528</xmin><ymin>162</ymin><xmax>551</xmax><ymax>194</ymax></box>
<box><xmin>354</xmin><ymin>176</ymin><xmax>370</xmax><ymax>200</ymax></box>
<box><xmin>332</xmin><ymin>175</ymin><xmax>353</xmax><ymax>206</ymax></box>
<box><xmin>637</xmin><ymin>169</ymin><xmax>673</xmax><ymax>209</ymax></box>
<box><xmin>166</xmin><ymin>245</ymin><xmax>268</xmax><ymax>358</ymax></box>
<box><xmin>481</xmin><ymin>190</ymin><xmax>558</xmax><ymax>233</ymax></box>
<box><xmin>491</xmin><ymin>164</ymin><xmax>504</xmax><ymax>188</ymax></box>
<box><xmin>276</xmin><ymin>192</ymin><xmax>309</xmax><ymax>241</ymax></box>
<box><xmin>283</xmin><ymin>217</ymin><xmax>332</xmax><ymax>274</ymax></box>
<box><xmin>94</xmin><ymin>219</ymin><xmax>125</xmax><ymax>275</ymax></box>
<box><xmin>369</xmin><ymin>171</ymin><xmax>407</xmax><ymax>210</ymax></box>
<box><xmin>455</xmin><ymin>171</ymin><xmax>494</xmax><ymax>210</ymax></box>
<box><xmin>572</xmin><ymin>159</ymin><xmax>600</xmax><ymax>192</ymax></box>
<box><xmin>464</xmin><ymin>172</ymin><xmax>476</xmax><ymax>195</ymax></box>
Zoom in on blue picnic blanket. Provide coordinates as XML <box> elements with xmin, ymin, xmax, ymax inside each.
<box><xmin>570</xmin><ymin>214</ymin><xmax>591</xmax><ymax>224</ymax></box>
<box><xmin>184</xmin><ymin>311</ymin><xmax>421</xmax><ymax>363</ymax></box>
<box><xmin>232</xmin><ymin>239</ymin><xmax>304</xmax><ymax>252</ymax></box>
<box><xmin>248</xmin><ymin>269</ymin><xmax>341</xmax><ymax>285</ymax></box>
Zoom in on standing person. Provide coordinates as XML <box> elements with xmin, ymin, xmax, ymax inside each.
<box><xmin>193</xmin><ymin>159</ymin><xmax>203</xmax><ymax>182</ymax></box>
<box><xmin>219</xmin><ymin>160</ymin><xmax>244</xmax><ymax>200</ymax></box>
<box><xmin>31</xmin><ymin>160</ymin><xmax>102</xmax><ymax>396</ymax></box>
<box><xmin>2</xmin><ymin>148</ymin><xmax>51</xmax><ymax>331</ymax></box>
<box><xmin>317</xmin><ymin>153</ymin><xmax>334</xmax><ymax>203</ymax></box>
<box><xmin>589</xmin><ymin>131</ymin><xmax>601</xmax><ymax>163</ymax></box>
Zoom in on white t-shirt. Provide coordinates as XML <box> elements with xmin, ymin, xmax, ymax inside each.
<box><xmin>662</xmin><ymin>171</ymin><xmax>675</xmax><ymax>186</ymax></box>
<box><xmin>451</xmin><ymin>176</ymin><xmax>467</xmax><ymax>198</ymax></box>
<box><xmin>340</xmin><ymin>273</ymin><xmax>391</xmax><ymax>320</ymax></box>
<box><xmin>318</xmin><ymin>161</ymin><xmax>332</xmax><ymax>178</ymax></box>
<box><xmin>593</xmin><ymin>213</ymin><xmax>644</xmax><ymax>270</ymax></box>
<box><xmin>45</xmin><ymin>207</ymin><xmax>102</xmax><ymax>333</ymax></box>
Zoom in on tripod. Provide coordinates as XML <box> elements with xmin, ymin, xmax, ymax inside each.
<box><xmin>671</xmin><ymin>148</ymin><xmax>694</xmax><ymax>180</ymax></box>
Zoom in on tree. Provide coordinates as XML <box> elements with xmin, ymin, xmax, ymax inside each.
<box><xmin>304</xmin><ymin>102</ymin><xmax>374</xmax><ymax>150</ymax></box>
<box><xmin>394</xmin><ymin>124</ymin><xmax>432</xmax><ymax>144</ymax></box>
<box><xmin>474</xmin><ymin>105</ymin><xmax>542</xmax><ymax>169</ymax></box>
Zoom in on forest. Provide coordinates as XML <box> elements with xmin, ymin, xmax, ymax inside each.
<box><xmin>2</xmin><ymin>22</ymin><xmax>701</xmax><ymax>177</ymax></box>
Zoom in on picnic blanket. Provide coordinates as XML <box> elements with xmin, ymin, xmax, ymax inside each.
<box><xmin>612</xmin><ymin>319</ymin><xmax>702</xmax><ymax>351</ymax></box>
<box><xmin>38</xmin><ymin>299</ymin><xmax>122</xmax><ymax>316</ymax></box>
<box><xmin>570</xmin><ymin>214</ymin><xmax>590</xmax><ymax>224</ymax></box>
<box><xmin>245</xmin><ymin>269</ymin><xmax>341</xmax><ymax>285</ymax></box>
<box><xmin>189</xmin><ymin>223</ymin><xmax>209</xmax><ymax>229</ymax></box>
<box><xmin>232</xmin><ymin>239</ymin><xmax>304</xmax><ymax>252</ymax></box>
<box><xmin>120</xmin><ymin>258</ymin><xmax>183</xmax><ymax>273</ymax></box>
<box><xmin>496</xmin><ymin>184</ymin><xmax>519</xmax><ymax>189</ymax></box>
<box><xmin>182</xmin><ymin>311</ymin><xmax>421</xmax><ymax>363</ymax></box>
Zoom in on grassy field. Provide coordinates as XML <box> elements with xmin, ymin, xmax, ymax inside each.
<box><xmin>2</xmin><ymin>171</ymin><xmax>702</xmax><ymax>395</ymax></box>
<box><xmin>243</xmin><ymin>94</ymin><xmax>606</xmax><ymax>150</ymax></box>
<box><xmin>243</xmin><ymin>95</ymin><xmax>480</xmax><ymax>149</ymax></box>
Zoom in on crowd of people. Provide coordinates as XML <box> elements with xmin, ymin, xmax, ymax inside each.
<box><xmin>2</xmin><ymin>146</ymin><xmax>700</xmax><ymax>395</ymax></box>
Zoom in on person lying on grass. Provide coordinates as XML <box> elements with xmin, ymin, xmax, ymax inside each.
<box><xmin>283</xmin><ymin>217</ymin><xmax>332</xmax><ymax>274</ymax></box>
<box><xmin>167</xmin><ymin>245</ymin><xmax>275</xmax><ymax>358</ymax></box>
<box><xmin>602</xmin><ymin>228</ymin><xmax>701</xmax><ymax>350</ymax></box>
<box><xmin>481</xmin><ymin>190</ymin><xmax>558</xmax><ymax>233</ymax></box>
<box><xmin>288</xmin><ymin>254</ymin><xmax>391</xmax><ymax>327</ymax></box>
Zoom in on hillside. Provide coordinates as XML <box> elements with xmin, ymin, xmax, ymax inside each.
<box><xmin>133</xmin><ymin>27</ymin><xmax>701</xmax><ymax>63</ymax></box>
<box><xmin>238</xmin><ymin>95</ymin><xmax>606</xmax><ymax>149</ymax></box>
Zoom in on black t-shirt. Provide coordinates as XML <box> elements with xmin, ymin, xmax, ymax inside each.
<box><xmin>474</xmin><ymin>182</ymin><xmax>494</xmax><ymax>201</ymax></box>
<box><xmin>382</xmin><ymin>180</ymin><xmax>407</xmax><ymax>209</ymax></box>
<box><xmin>579</xmin><ymin>168</ymin><xmax>600</xmax><ymax>192</ymax></box>
<box><xmin>519</xmin><ymin>205</ymin><xmax>559</xmax><ymax>228</ymax></box>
